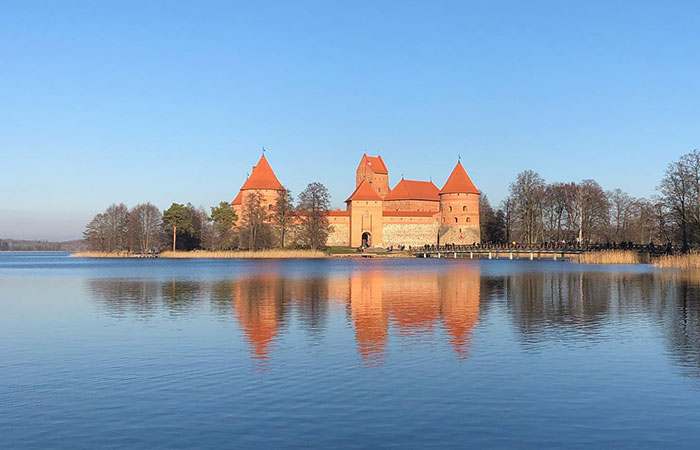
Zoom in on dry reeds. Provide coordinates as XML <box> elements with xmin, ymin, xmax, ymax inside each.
<box><xmin>159</xmin><ymin>250</ymin><xmax>327</xmax><ymax>259</ymax></box>
<box><xmin>70</xmin><ymin>251</ymin><xmax>135</xmax><ymax>258</ymax></box>
<box><xmin>653</xmin><ymin>253</ymin><xmax>700</xmax><ymax>270</ymax></box>
<box><xmin>578</xmin><ymin>250</ymin><xmax>645</xmax><ymax>265</ymax></box>
<box><xmin>71</xmin><ymin>250</ymin><xmax>328</xmax><ymax>259</ymax></box>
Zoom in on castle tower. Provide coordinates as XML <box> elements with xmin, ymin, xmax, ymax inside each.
<box><xmin>439</xmin><ymin>161</ymin><xmax>480</xmax><ymax>244</ymax></box>
<box><xmin>356</xmin><ymin>154</ymin><xmax>389</xmax><ymax>198</ymax></box>
<box><xmin>232</xmin><ymin>154</ymin><xmax>285</xmax><ymax>219</ymax></box>
<box><xmin>346</xmin><ymin>180</ymin><xmax>384</xmax><ymax>247</ymax></box>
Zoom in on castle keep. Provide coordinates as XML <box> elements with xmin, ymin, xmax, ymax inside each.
<box><xmin>232</xmin><ymin>153</ymin><xmax>481</xmax><ymax>247</ymax></box>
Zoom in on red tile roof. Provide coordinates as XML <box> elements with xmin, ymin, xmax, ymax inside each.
<box><xmin>327</xmin><ymin>209</ymin><xmax>350</xmax><ymax>216</ymax></box>
<box><xmin>385</xmin><ymin>179</ymin><xmax>440</xmax><ymax>201</ymax></box>
<box><xmin>240</xmin><ymin>155</ymin><xmax>284</xmax><ymax>191</ymax></box>
<box><xmin>362</xmin><ymin>154</ymin><xmax>388</xmax><ymax>174</ymax></box>
<box><xmin>231</xmin><ymin>191</ymin><xmax>243</xmax><ymax>205</ymax></box>
<box><xmin>345</xmin><ymin>179</ymin><xmax>383</xmax><ymax>202</ymax></box>
<box><xmin>440</xmin><ymin>161</ymin><xmax>480</xmax><ymax>195</ymax></box>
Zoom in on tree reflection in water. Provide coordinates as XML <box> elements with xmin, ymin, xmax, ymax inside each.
<box><xmin>86</xmin><ymin>267</ymin><xmax>700</xmax><ymax>376</ymax></box>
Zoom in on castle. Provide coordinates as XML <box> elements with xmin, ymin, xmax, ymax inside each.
<box><xmin>232</xmin><ymin>153</ymin><xmax>481</xmax><ymax>247</ymax></box>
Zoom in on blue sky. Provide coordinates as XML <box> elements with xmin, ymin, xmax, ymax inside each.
<box><xmin>1</xmin><ymin>0</ymin><xmax>699</xmax><ymax>240</ymax></box>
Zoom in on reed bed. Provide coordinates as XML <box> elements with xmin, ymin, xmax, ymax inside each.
<box><xmin>71</xmin><ymin>249</ymin><xmax>328</xmax><ymax>258</ymax></box>
<box><xmin>578</xmin><ymin>250</ymin><xmax>645</xmax><ymax>265</ymax></box>
<box><xmin>159</xmin><ymin>249</ymin><xmax>327</xmax><ymax>259</ymax></box>
<box><xmin>70</xmin><ymin>251</ymin><xmax>135</xmax><ymax>258</ymax></box>
<box><xmin>653</xmin><ymin>254</ymin><xmax>700</xmax><ymax>270</ymax></box>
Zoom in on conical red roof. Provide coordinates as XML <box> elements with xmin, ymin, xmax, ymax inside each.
<box><xmin>231</xmin><ymin>191</ymin><xmax>243</xmax><ymax>205</ymax></box>
<box><xmin>440</xmin><ymin>161</ymin><xmax>480</xmax><ymax>194</ymax></box>
<box><xmin>240</xmin><ymin>155</ymin><xmax>284</xmax><ymax>191</ymax></box>
<box><xmin>385</xmin><ymin>179</ymin><xmax>439</xmax><ymax>201</ymax></box>
<box><xmin>346</xmin><ymin>179</ymin><xmax>383</xmax><ymax>202</ymax></box>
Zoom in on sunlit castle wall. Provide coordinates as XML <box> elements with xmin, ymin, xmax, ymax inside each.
<box><xmin>439</xmin><ymin>192</ymin><xmax>480</xmax><ymax>244</ymax></box>
<box><xmin>382</xmin><ymin>214</ymin><xmax>440</xmax><ymax>247</ymax></box>
<box><xmin>327</xmin><ymin>212</ymin><xmax>350</xmax><ymax>246</ymax></box>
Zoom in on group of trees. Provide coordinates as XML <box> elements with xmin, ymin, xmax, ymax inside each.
<box><xmin>480</xmin><ymin>149</ymin><xmax>700</xmax><ymax>252</ymax></box>
<box><xmin>237</xmin><ymin>182</ymin><xmax>331</xmax><ymax>250</ymax></box>
<box><xmin>83</xmin><ymin>183</ymin><xmax>332</xmax><ymax>253</ymax></box>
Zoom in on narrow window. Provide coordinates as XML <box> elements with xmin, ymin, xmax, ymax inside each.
<box><xmin>466</xmin><ymin>217</ymin><xmax>471</xmax><ymax>223</ymax></box>
<box><xmin>455</xmin><ymin>217</ymin><xmax>458</xmax><ymax>223</ymax></box>
<box><xmin>449</xmin><ymin>206</ymin><xmax>453</xmax><ymax>212</ymax></box>
<box><xmin>462</xmin><ymin>206</ymin><xmax>467</xmax><ymax>212</ymax></box>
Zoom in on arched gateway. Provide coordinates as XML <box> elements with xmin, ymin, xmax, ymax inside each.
<box><xmin>362</xmin><ymin>232</ymin><xmax>371</xmax><ymax>248</ymax></box>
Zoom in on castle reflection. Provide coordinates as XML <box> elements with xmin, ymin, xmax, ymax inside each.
<box><xmin>86</xmin><ymin>266</ymin><xmax>700</xmax><ymax>375</ymax></box>
<box><xmin>218</xmin><ymin>266</ymin><xmax>482</xmax><ymax>365</ymax></box>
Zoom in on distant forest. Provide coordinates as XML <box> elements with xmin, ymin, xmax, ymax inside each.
<box><xmin>0</xmin><ymin>239</ymin><xmax>83</xmax><ymax>251</ymax></box>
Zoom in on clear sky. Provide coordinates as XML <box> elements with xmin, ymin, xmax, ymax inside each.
<box><xmin>1</xmin><ymin>0</ymin><xmax>699</xmax><ymax>240</ymax></box>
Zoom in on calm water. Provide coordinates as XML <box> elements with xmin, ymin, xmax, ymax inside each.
<box><xmin>2</xmin><ymin>253</ymin><xmax>700</xmax><ymax>449</ymax></box>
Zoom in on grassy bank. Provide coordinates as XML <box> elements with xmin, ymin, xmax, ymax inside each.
<box><xmin>578</xmin><ymin>250</ymin><xmax>647</xmax><ymax>265</ymax></box>
<box><xmin>653</xmin><ymin>254</ymin><xmax>700</xmax><ymax>269</ymax></box>
<box><xmin>71</xmin><ymin>249</ymin><xmax>327</xmax><ymax>259</ymax></box>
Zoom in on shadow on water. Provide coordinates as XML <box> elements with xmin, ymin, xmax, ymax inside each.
<box><xmin>86</xmin><ymin>264</ymin><xmax>700</xmax><ymax>376</ymax></box>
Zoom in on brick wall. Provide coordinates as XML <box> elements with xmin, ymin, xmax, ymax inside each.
<box><xmin>439</xmin><ymin>225</ymin><xmax>480</xmax><ymax>245</ymax></box>
<box><xmin>382</xmin><ymin>222</ymin><xmax>440</xmax><ymax>247</ymax></box>
<box><xmin>327</xmin><ymin>223</ymin><xmax>350</xmax><ymax>246</ymax></box>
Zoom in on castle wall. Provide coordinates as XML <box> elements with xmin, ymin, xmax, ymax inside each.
<box><xmin>234</xmin><ymin>189</ymin><xmax>284</xmax><ymax>222</ymax></box>
<box><xmin>327</xmin><ymin>218</ymin><xmax>350</xmax><ymax>246</ymax></box>
<box><xmin>439</xmin><ymin>225</ymin><xmax>481</xmax><ymax>245</ymax></box>
<box><xmin>383</xmin><ymin>199</ymin><xmax>439</xmax><ymax>212</ymax></box>
<box><xmin>382</xmin><ymin>221</ymin><xmax>440</xmax><ymax>247</ymax></box>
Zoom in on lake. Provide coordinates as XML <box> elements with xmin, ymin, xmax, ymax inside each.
<box><xmin>2</xmin><ymin>252</ymin><xmax>700</xmax><ymax>449</ymax></box>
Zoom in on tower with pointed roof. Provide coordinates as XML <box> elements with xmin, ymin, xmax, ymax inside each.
<box><xmin>231</xmin><ymin>154</ymin><xmax>285</xmax><ymax>221</ymax></box>
<box><xmin>345</xmin><ymin>179</ymin><xmax>384</xmax><ymax>247</ymax></box>
<box><xmin>438</xmin><ymin>161</ymin><xmax>481</xmax><ymax>244</ymax></box>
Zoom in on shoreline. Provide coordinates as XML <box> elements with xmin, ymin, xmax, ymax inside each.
<box><xmin>64</xmin><ymin>249</ymin><xmax>700</xmax><ymax>268</ymax></box>
<box><xmin>69</xmin><ymin>250</ymin><xmax>415</xmax><ymax>259</ymax></box>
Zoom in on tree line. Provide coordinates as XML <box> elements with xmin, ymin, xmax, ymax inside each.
<box><xmin>83</xmin><ymin>182</ymin><xmax>333</xmax><ymax>253</ymax></box>
<box><xmin>479</xmin><ymin>149</ymin><xmax>700</xmax><ymax>252</ymax></box>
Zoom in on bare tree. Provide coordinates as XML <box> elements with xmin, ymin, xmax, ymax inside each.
<box><xmin>129</xmin><ymin>203</ymin><xmax>162</xmax><ymax>254</ymax></box>
<box><xmin>509</xmin><ymin>170</ymin><xmax>546</xmax><ymax>244</ymax></box>
<box><xmin>240</xmin><ymin>191</ymin><xmax>272</xmax><ymax>250</ymax></box>
<box><xmin>659</xmin><ymin>158</ymin><xmax>693</xmax><ymax>252</ymax></box>
<box><xmin>104</xmin><ymin>203</ymin><xmax>130</xmax><ymax>251</ymax></box>
<box><xmin>83</xmin><ymin>213</ymin><xmax>109</xmax><ymax>251</ymax></box>
<box><xmin>608</xmin><ymin>188</ymin><xmax>633</xmax><ymax>241</ymax></box>
<box><xmin>296</xmin><ymin>182</ymin><xmax>331</xmax><ymax>250</ymax></box>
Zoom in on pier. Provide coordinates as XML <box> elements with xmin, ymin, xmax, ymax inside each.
<box><xmin>411</xmin><ymin>243</ymin><xmax>667</xmax><ymax>261</ymax></box>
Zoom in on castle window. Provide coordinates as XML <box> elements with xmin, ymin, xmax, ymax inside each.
<box><xmin>463</xmin><ymin>206</ymin><xmax>467</xmax><ymax>212</ymax></box>
<box><xmin>455</xmin><ymin>217</ymin><xmax>458</xmax><ymax>223</ymax></box>
<box><xmin>466</xmin><ymin>217</ymin><xmax>471</xmax><ymax>223</ymax></box>
<box><xmin>269</xmin><ymin>204</ymin><xmax>273</xmax><ymax>210</ymax></box>
<box><xmin>449</xmin><ymin>206</ymin><xmax>453</xmax><ymax>212</ymax></box>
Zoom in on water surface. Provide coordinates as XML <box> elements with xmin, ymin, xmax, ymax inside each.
<box><xmin>2</xmin><ymin>253</ymin><xmax>700</xmax><ymax>449</ymax></box>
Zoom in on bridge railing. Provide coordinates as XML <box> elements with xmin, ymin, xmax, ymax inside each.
<box><xmin>411</xmin><ymin>242</ymin><xmax>671</xmax><ymax>254</ymax></box>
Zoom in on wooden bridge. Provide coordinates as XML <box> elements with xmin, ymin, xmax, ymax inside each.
<box><xmin>410</xmin><ymin>243</ymin><xmax>668</xmax><ymax>261</ymax></box>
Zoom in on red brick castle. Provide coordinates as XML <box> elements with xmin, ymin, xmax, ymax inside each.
<box><xmin>232</xmin><ymin>153</ymin><xmax>481</xmax><ymax>247</ymax></box>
